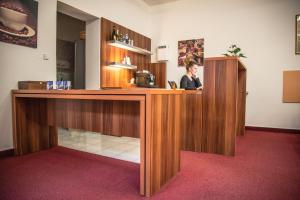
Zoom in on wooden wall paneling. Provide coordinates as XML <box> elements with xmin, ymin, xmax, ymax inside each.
<box><xmin>101</xmin><ymin>18</ymin><xmax>151</xmax><ymax>88</ymax></box>
<box><xmin>48</xmin><ymin>99</ymin><xmax>140</xmax><ymax>138</ymax></box>
<box><xmin>145</xmin><ymin>94</ymin><xmax>181</xmax><ymax>196</ymax></box>
<box><xmin>119</xmin><ymin>101</ymin><xmax>140</xmax><ymax>138</ymax></box>
<box><xmin>147</xmin><ymin>63</ymin><xmax>167</xmax><ymax>88</ymax></box>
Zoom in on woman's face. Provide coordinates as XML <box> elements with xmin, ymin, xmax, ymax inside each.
<box><xmin>189</xmin><ymin>65</ymin><xmax>198</xmax><ymax>76</ymax></box>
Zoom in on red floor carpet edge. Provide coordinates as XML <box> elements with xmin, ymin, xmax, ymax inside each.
<box><xmin>0</xmin><ymin>130</ymin><xmax>300</xmax><ymax>200</ymax></box>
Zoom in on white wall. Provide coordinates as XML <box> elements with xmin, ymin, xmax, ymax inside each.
<box><xmin>85</xmin><ymin>18</ymin><xmax>100</xmax><ymax>89</ymax></box>
<box><xmin>0</xmin><ymin>0</ymin><xmax>151</xmax><ymax>150</ymax></box>
<box><xmin>150</xmin><ymin>0</ymin><xmax>300</xmax><ymax>129</ymax></box>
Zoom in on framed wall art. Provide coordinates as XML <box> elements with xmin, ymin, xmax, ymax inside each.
<box><xmin>178</xmin><ymin>38</ymin><xmax>204</xmax><ymax>66</ymax></box>
<box><xmin>0</xmin><ymin>0</ymin><xmax>38</xmax><ymax>48</ymax></box>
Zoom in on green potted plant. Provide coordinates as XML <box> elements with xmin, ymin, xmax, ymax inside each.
<box><xmin>223</xmin><ymin>44</ymin><xmax>247</xmax><ymax>58</ymax></box>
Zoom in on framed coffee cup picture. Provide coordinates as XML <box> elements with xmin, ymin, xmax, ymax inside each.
<box><xmin>0</xmin><ymin>0</ymin><xmax>38</xmax><ymax>48</ymax></box>
<box><xmin>296</xmin><ymin>14</ymin><xmax>300</xmax><ymax>54</ymax></box>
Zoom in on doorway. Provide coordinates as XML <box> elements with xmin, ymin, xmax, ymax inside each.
<box><xmin>56</xmin><ymin>1</ymin><xmax>99</xmax><ymax>89</ymax></box>
<box><xmin>56</xmin><ymin>12</ymin><xmax>85</xmax><ymax>89</ymax></box>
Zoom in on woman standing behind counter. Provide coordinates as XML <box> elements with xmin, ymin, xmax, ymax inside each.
<box><xmin>180</xmin><ymin>60</ymin><xmax>202</xmax><ymax>90</ymax></box>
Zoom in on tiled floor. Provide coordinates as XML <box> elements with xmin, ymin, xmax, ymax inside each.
<box><xmin>58</xmin><ymin>128</ymin><xmax>140</xmax><ymax>163</ymax></box>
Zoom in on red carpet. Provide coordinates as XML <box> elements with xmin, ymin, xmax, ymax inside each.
<box><xmin>0</xmin><ymin>130</ymin><xmax>300</xmax><ymax>200</ymax></box>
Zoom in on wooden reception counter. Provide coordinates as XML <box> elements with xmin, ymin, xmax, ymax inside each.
<box><xmin>12</xmin><ymin>89</ymin><xmax>183</xmax><ymax>197</ymax></box>
<box><xmin>11</xmin><ymin>57</ymin><xmax>246</xmax><ymax>196</ymax></box>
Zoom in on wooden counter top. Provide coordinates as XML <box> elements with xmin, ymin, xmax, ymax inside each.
<box><xmin>12</xmin><ymin>88</ymin><xmax>202</xmax><ymax>95</ymax></box>
<box><xmin>12</xmin><ymin>89</ymin><xmax>202</xmax><ymax>95</ymax></box>
<box><xmin>205</xmin><ymin>56</ymin><xmax>246</xmax><ymax>71</ymax></box>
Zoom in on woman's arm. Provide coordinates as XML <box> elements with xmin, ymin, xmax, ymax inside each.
<box><xmin>180</xmin><ymin>76</ymin><xmax>188</xmax><ymax>89</ymax></box>
<box><xmin>192</xmin><ymin>76</ymin><xmax>202</xmax><ymax>88</ymax></box>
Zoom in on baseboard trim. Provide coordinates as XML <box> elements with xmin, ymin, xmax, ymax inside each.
<box><xmin>246</xmin><ymin>126</ymin><xmax>300</xmax><ymax>134</ymax></box>
<box><xmin>0</xmin><ymin>149</ymin><xmax>14</xmax><ymax>158</ymax></box>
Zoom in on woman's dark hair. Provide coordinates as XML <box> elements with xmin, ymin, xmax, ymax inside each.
<box><xmin>185</xmin><ymin>59</ymin><xmax>196</xmax><ymax>71</ymax></box>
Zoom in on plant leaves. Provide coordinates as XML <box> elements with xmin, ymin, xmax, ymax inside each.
<box><xmin>233</xmin><ymin>48</ymin><xmax>241</xmax><ymax>54</ymax></box>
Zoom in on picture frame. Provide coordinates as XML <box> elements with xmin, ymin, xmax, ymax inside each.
<box><xmin>0</xmin><ymin>0</ymin><xmax>38</xmax><ymax>48</ymax></box>
<box><xmin>178</xmin><ymin>39</ymin><xmax>204</xmax><ymax>66</ymax></box>
<box><xmin>296</xmin><ymin>14</ymin><xmax>300</xmax><ymax>54</ymax></box>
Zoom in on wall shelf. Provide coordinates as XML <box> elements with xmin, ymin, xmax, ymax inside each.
<box><xmin>107</xmin><ymin>40</ymin><xmax>152</xmax><ymax>55</ymax></box>
<box><xmin>107</xmin><ymin>62</ymin><xmax>137</xmax><ymax>69</ymax></box>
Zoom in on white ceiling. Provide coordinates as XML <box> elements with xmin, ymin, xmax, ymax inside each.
<box><xmin>142</xmin><ymin>0</ymin><xmax>182</xmax><ymax>6</ymax></box>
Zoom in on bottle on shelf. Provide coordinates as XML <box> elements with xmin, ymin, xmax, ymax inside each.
<box><xmin>122</xmin><ymin>56</ymin><xmax>131</xmax><ymax>65</ymax></box>
<box><xmin>130</xmin><ymin>39</ymin><xmax>134</xmax><ymax>46</ymax></box>
<box><xmin>116</xmin><ymin>29</ymin><xmax>120</xmax><ymax>41</ymax></box>
<box><xmin>125</xmin><ymin>33</ymin><xmax>129</xmax><ymax>44</ymax></box>
<box><xmin>111</xmin><ymin>26</ymin><xmax>117</xmax><ymax>40</ymax></box>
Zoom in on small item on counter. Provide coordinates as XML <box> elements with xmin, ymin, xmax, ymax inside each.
<box><xmin>56</xmin><ymin>81</ymin><xmax>64</xmax><ymax>90</ymax></box>
<box><xmin>63</xmin><ymin>81</ymin><xmax>72</xmax><ymax>90</ymax></box>
<box><xmin>67</xmin><ymin>81</ymin><xmax>71</xmax><ymax>89</ymax></box>
<box><xmin>130</xmin><ymin>39</ymin><xmax>134</xmax><ymax>46</ymax></box>
<box><xmin>130</xmin><ymin>78</ymin><xmax>135</xmax><ymax>84</ymax></box>
<box><xmin>46</xmin><ymin>81</ymin><xmax>53</xmax><ymax>90</ymax></box>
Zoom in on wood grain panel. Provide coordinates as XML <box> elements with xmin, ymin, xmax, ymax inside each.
<box><xmin>146</xmin><ymin>63</ymin><xmax>167</xmax><ymax>88</ymax></box>
<box><xmin>145</xmin><ymin>94</ymin><xmax>181</xmax><ymax>196</ymax></box>
<box><xmin>203</xmin><ymin>57</ymin><xmax>246</xmax><ymax>156</ymax></box>
<box><xmin>237</xmin><ymin>67</ymin><xmax>246</xmax><ymax>136</ymax></box>
<box><xmin>101</xmin><ymin>18</ymin><xmax>151</xmax><ymax>88</ymax></box>
<box><xmin>181</xmin><ymin>92</ymin><xmax>203</xmax><ymax>151</ymax></box>
<box><xmin>13</xmin><ymin>98</ymin><xmax>141</xmax><ymax>156</ymax></box>
<box><xmin>13</xmin><ymin>98</ymin><xmax>58</xmax><ymax>155</ymax></box>
<box><xmin>48</xmin><ymin>99</ymin><xmax>140</xmax><ymax>138</ymax></box>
